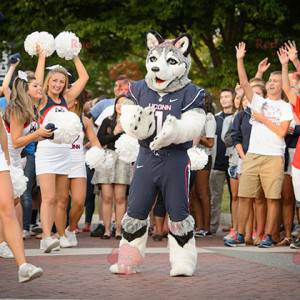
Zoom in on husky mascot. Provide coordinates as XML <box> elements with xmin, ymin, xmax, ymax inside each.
<box><xmin>109</xmin><ymin>31</ymin><xmax>206</xmax><ymax>276</ymax></box>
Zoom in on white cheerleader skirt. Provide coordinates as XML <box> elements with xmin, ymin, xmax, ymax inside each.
<box><xmin>68</xmin><ymin>160</ymin><xmax>87</xmax><ymax>179</ymax></box>
<box><xmin>35</xmin><ymin>146</ymin><xmax>71</xmax><ymax>175</ymax></box>
<box><xmin>0</xmin><ymin>153</ymin><xmax>9</xmax><ymax>172</ymax></box>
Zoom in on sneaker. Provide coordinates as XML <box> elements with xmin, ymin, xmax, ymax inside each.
<box><xmin>0</xmin><ymin>241</ymin><xmax>14</xmax><ymax>258</ymax></box>
<box><xmin>223</xmin><ymin>228</ymin><xmax>237</xmax><ymax>241</ymax></box>
<box><xmin>18</xmin><ymin>263</ymin><xmax>43</xmax><ymax>283</ymax></box>
<box><xmin>194</xmin><ymin>230</ymin><xmax>202</xmax><ymax>238</ymax></box>
<box><xmin>258</xmin><ymin>234</ymin><xmax>274</xmax><ymax>248</ymax></box>
<box><xmin>82</xmin><ymin>224</ymin><xmax>91</xmax><ymax>232</ymax></box>
<box><xmin>252</xmin><ymin>231</ymin><xmax>257</xmax><ymax>241</ymax></box>
<box><xmin>290</xmin><ymin>238</ymin><xmax>300</xmax><ymax>249</ymax></box>
<box><xmin>59</xmin><ymin>235</ymin><xmax>72</xmax><ymax>248</ymax></box>
<box><xmin>40</xmin><ymin>237</ymin><xmax>60</xmax><ymax>253</ymax></box>
<box><xmin>224</xmin><ymin>233</ymin><xmax>245</xmax><ymax>247</ymax></box>
<box><xmin>30</xmin><ymin>224</ymin><xmax>43</xmax><ymax>235</ymax></box>
<box><xmin>23</xmin><ymin>230</ymin><xmax>31</xmax><ymax>240</ymax></box>
<box><xmin>65</xmin><ymin>228</ymin><xmax>78</xmax><ymax>247</ymax></box>
<box><xmin>90</xmin><ymin>223</ymin><xmax>105</xmax><ymax>237</ymax></box>
<box><xmin>292</xmin><ymin>224</ymin><xmax>300</xmax><ymax>237</ymax></box>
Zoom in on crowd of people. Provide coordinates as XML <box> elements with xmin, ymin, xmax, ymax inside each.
<box><xmin>0</xmin><ymin>38</ymin><xmax>300</xmax><ymax>282</ymax></box>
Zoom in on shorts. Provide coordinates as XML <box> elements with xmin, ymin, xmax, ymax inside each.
<box><xmin>68</xmin><ymin>160</ymin><xmax>87</xmax><ymax>179</ymax></box>
<box><xmin>292</xmin><ymin>166</ymin><xmax>300</xmax><ymax>207</ymax></box>
<box><xmin>92</xmin><ymin>149</ymin><xmax>131</xmax><ymax>185</ymax></box>
<box><xmin>238</xmin><ymin>153</ymin><xmax>284</xmax><ymax>199</ymax></box>
<box><xmin>0</xmin><ymin>153</ymin><xmax>9</xmax><ymax>172</ymax></box>
<box><xmin>35</xmin><ymin>146</ymin><xmax>71</xmax><ymax>175</ymax></box>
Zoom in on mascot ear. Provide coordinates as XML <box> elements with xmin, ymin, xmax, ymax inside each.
<box><xmin>173</xmin><ymin>34</ymin><xmax>192</xmax><ymax>56</ymax></box>
<box><xmin>146</xmin><ymin>31</ymin><xmax>164</xmax><ymax>50</ymax></box>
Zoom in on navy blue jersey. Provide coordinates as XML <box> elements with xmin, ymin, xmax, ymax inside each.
<box><xmin>127</xmin><ymin>80</ymin><xmax>205</xmax><ymax>149</ymax></box>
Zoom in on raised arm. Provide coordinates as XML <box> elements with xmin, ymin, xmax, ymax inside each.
<box><xmin>2</xmin><ymin>60</ymin><xmax>20</xmax><ymax>101</ymax></box>
<box><xmin>254</xmin><ymin>57</ymin><xmax>271</xmax><ymax>79</ymax></box>
<box><xmin>285</xmin><ymin>40</ymin><xmax>300</xmax><ymax>72</ymax></box>
<box><xmin>35</xmin><ymin>45</ymin><xmax>46</xmax><ymax>86</ymax></box>
<box><xmin>64</xmin><ymin>56</ymin><xmax>89</xmax><ymax>103</ymax></box>
<box><xmin>236</xmin><ymin>42</ymin><xmax>253</xmax><ymax>102</ymax></box>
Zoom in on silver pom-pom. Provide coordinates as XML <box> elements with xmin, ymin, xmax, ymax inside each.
<box><xmin>46</xmin><ymin>111</ymin><xmax>82</xmax><ymax>144</ymax></box>
<box><xmin>187</xmin><ymin>147</ymin><xmax>208</xmax><ymax>170</ymax></box>
<box><xmin>55</xmin><ymin>31</ymin><xmax>82</xmax><ymax>60</ymax></box>
<box><xmin>24</xmin><ymin>31</ymin><xmax>55</xmax><ymax>57</ymax></box>
<box><xmin>10</xmin><ymin>166</ymin><xmax>28</xmax><ymax>198</ymax></box>
<box><xmin>115</xmin><ymin>134</ymin><xmax>139</xmax><ymax>163</ymax></box>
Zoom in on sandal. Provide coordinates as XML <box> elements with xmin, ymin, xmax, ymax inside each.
<box><xmin>277</xmin><ymin>237</ymin><xmax>292</xmax><ymax>246</ymax></box>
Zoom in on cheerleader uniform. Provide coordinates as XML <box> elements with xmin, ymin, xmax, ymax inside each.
<box><xmin>68</xmin><ymin>127</ymin><xmax>87</xmax><ymax>179</ymax></box>
<box><xmin>35</xmin><ymin>96</ymin><xmax>71</xmax><ymax>175</ymax></box>
<box><xmin>4</xmin><ymin>117</ymin><xmax>38</xmax><ymax>169</ymax></box>
<box><xmin>0</xmin><ymin>145</ymin><xmax>9</xmax><ymax>172</ymax></box>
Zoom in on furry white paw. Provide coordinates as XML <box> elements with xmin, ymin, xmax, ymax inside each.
<box><xmin>115</xmin><ymin>134</ymin><xmax>139</xmax><ymax>163</ymax></box>
<box><xmin>120</xmin><ymin>105</ymin><xmax>155</xmax><ymax>140</ymax></box>
<box><xmin>46</xmin><ymin>111</ymin><xmax>82</xmax><ymax>144</ymax></box>
<box><xmin>9</xmin><ymin>166</ymin><xmax>28</xmax><ymax>198</ymax></box>
<box><xmin>55</xmin><ymin>31</ymin><xmax>82</xmax><ymax>60</ymax></box>
<box><xmin>150</xmin><ymin>115</ymin><xmax>178</xmax><ymax>150</ymax></box>
<box><xmin>187</xmin><ymin>147</ymin><xmax>208</xmax><ymax>170</ymax></box>
<box><xmin>24</xmin><ymin>31</ymin><xmax>55</xmax><ymax>57</ymax></box>
<box><xmin>168</xmin><ymin>234</ymin><xmax>197</xmax><ymax>277</ymax></box>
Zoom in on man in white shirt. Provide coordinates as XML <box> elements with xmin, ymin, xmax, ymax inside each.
<box><xmin>225</xmin><ymin>42</ymin><xmax>293</xmax><ymax>248</ymax></box>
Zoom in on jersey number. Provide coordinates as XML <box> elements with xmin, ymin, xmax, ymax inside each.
<box><xmin>155</xmin><ymin>111</ymin><xmax>163</xmax><ymax>133</ymax></box>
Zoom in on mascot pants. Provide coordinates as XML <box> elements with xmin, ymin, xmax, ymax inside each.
<box><xmin>127</xmin><ymin>147</ymin><xmax>190</xmax><ymax>222</ymax></box>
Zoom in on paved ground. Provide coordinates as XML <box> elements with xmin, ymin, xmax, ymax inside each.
<box><xmin>1</xmin><ymin>232</ymin><xmax>300</xmax><ymax>300</ymax></box>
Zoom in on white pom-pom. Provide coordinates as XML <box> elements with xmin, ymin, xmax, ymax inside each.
<box><xmin>115</xmin><ymin>134</ymin><xmax>139</xmax><ymax>163</ymax></box>
<box><xmin>55</xmin><ymin>31</ymin><xmax>82</xmax><ymax>60</ymax></box>
<box><xmin>24</xmin><ymin>31</ymin><xmax>55</xmax><ymax>57</ymax></box>
<box><xmin>46</xmin><ymin>111</ymin><xmax>82</xmax><ymax>144</ymax></box>
<box><xmin>85</xmin><ymin>147</ymin><xmax>114</xmax><ymax>171</ymax></box>
<box><xmin>10</xmin><ymin>166</ymin><xmax>28</xmax><ymax>198</ymax></box>
<box><xmin>187</xmin><ymin>147</ymin><xmax>208</xmax><ymax>170</ymax></box>
<box><xmin>24</xmin><ymin>32</ymin><xmax>40</xmax><ymax>56</ymax></box>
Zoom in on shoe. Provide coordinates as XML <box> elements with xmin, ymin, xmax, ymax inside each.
<box><xmin>102</xmin><ymin>234</ymin><xmax>111</xmax><ymax>240</ymax></box>
<box><xmin>252</xmin><ymin>231</ymin><xmax>257</xmax><ymax>241</ymax></box>
<box><xmin>200</xmin><ymin>230</ymin><xmax>213</xmax><ymax>237</ymax></box>
<box><xmin>0</xmin><ymin>241</ymin><xmax>14</xmax><ymax>258</ymax></box>
<box><xmin>40</xmin><ymin>237</ymin><xmax>60</xmax><ymax>253</ymax></box>
<box><xmin>223</xmin><ymin>228</ymin><xmax>237</xmax><ymax>241</ymax></box>
<box><xmin>253</xmin><ymin>237</ymin><xmax>261</xmax><ymax>246</ymax></box>
<box><xmin>82</xmin><ymin>224</ymin><xmax>91</xmax><ymax>232</ymax></box>
<box><xmin>224</xmin><ymin>233</ymin><xmax>245</xmax><ymax>247</ymax></box>
<box><xmin>290</xmin><ymin>238</ymin><xmax>300</xmax><ymax>249</ymax></box>
<box><xmin>59</xmin><ymin>235</ymin><xmax>73</xmax><ymax>248</ymax></box>
<box><xmin>292</xmin><ymin>224</ymin><xmax>300</xmax><ymax>237</ymax></box>
<box><xmin>258</xmin><ymin>234</ymin><xmax>274</xmax><ymax>248</ymax></box>
<box><xmin>277</xmin><ymin>237</ymin><xmax>292</xmax><ymax>247</ymax></box>
<box><xmin>90</xmin><ymin>223</ymin><xmax>105</xmax><ymax>237</ymax></box>
<box><xmin>30</xmin><ymin>224</ymin><xmax>43</xmax><ymax>235</ymax></box>
<box><xmin>115</xmin><ymin>235</ymin><xmax>122</xmax><ymax>240</ymax></box>
<box><xmin>18</xmin><ymin>263</ymin><xmax>43</xmax><ymax>283</ymax></box>
<box><xmin>152</xmin><ymin>234</ymin><xmax>163</xmax><ymax>241</ymax></box>
<box><xmin>23</xmin><ymin>230</ymin><xmax>31</xmax><ymax>240</ymax></box>
<box><xmin>65</xmin><ymin>228</ymin><xmax>78</xmax><ymax>247</ymax></box>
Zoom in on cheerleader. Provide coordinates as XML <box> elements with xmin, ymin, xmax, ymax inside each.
<box><xmin>0</xmin><ymin>115</ymin><xmax>43</xmax><ymax>282</ymax></box>
<box><xmin>65</xmin><ymin>90</ymin><xmax>101</xmax><ymax>246</ymax></box>
<box><xmin>34</xmin><ymin>47</ymin><xmax>89</xmax><ymax>252</ymax></box>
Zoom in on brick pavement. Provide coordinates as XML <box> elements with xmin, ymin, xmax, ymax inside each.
<box><xmin>0</xmin><ymin>233</ymin><xmax>300</xmax><ymax>299</ymax></box>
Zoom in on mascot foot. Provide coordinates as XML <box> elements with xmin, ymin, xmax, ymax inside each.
<box><xmin>109</xmin><ymin>263</ymin><xmax>140</xmax><ymax>275</ymax></box>
<box><xmin>168</xmin><ymin>233</ymin><xmax>197</xmax><ymax>277</ymax></box>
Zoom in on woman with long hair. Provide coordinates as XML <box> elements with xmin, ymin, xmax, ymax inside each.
<box><xmin>92</xmin><ymin>95</ymin><xmax>131</xmax><ymax>239</ymax></box>
<box><xmin>65</xmin><ymin>90</ymin><xmax>101</xmax><ymax>246</ymax></box>
<box><xmin>34</xmin><ymin>47</ymin><xmax>89</xmax><ymax>252</ymax></box>
<box><xmin>0</xmin><ymin>115</ymin><xmax>43</xmax><ymax>282</ymax></box>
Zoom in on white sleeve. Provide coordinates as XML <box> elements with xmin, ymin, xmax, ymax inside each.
<box><xmin>204</xmin><ymin>113</ymin><xmax>216</xmax><ymax>138</ymax></box>
<box><xmin>249</xmin><ymin>93</ymin><xmax>265</xmax><ymax>111</ymax></box>
<box><xmin>280</xmin><ymin>103</ymin><xmax>294</xmax><ymax>122</ymax></box>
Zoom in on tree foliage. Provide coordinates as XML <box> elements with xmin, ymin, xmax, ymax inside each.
<box><xmin>0</xmin><ymin>0</ymin><xmax>299</xmax><ymax>97</ymax></box>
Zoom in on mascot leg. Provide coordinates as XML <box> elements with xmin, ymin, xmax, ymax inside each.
<box><xmin>168</xmin><ymin>215</ymin><xmax>197</xmax><ymax>276</ymax></box>
<box><xmin>110</xmin><ymin>213</ymin><xmax>148</xmax><ymax>274</ymax></box>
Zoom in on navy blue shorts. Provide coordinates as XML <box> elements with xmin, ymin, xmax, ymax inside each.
<box><xmin>127</xmin><ymin>147</ymin><xmax>190</xmax><ymax>222</ymax></box>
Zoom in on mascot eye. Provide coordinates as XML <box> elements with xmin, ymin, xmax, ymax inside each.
<box><xmin>167</xmin><ymin>58</ymin><xmax>178</xmax><ymax>65</ymax></box>
<box><xmin>149</xmin><ymin>56</ymin><xmax>157</xmax><ymax>62</ymax></box>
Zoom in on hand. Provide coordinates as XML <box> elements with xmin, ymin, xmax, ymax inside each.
<box><xmin>10</xmin><ymin>58</ymin><xmax>20</xmax><ymax>68</ymax></box>
<box><xmin>36</xmin><ymin>45</ymin><xmax>46</xmax><ymax>58</ymax></box>
<box><xmin>257</xmin><ymin>57</ymin><xmax>271</xmax><ymax>74</ymax></box>
<box><xmin>277</xmin><ymin>47</ymin><xmax>289</xmax><ymax>65</ymax></box>
<box><xmin>235</xmin><ymin>42</ymin><xmax>246</xmax><ymax>60</ymax></box>
<box><xmin>284</xmin><ymin>40</ymin><xmax>298</xmax><ymax>62</ymax></box>
<box><xmin>36</xmin><ymin>127</ymin><xmax>53</xmax><ymax>139</ymax></box>
<box><xmin>252</xmin><ymin>111</ymin><xmax>266</xmax><ymax>123</ymax></box>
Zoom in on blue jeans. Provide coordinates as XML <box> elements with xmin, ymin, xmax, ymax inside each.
<box><xmin>21</xmin><ymin>154</ymin><xmax>36</xmax><ymax>231</ymax></box>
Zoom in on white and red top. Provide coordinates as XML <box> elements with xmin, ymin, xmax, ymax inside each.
<box><xmin>292</xmin><ymin>96</ymin><xmax>300</xmax><ymax>169</ymax></box>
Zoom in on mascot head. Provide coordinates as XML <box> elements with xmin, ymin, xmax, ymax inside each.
<box><xmin>145</xmin><ymin>31</ymin><xmax>192</xmax><ymax>93</ymax></box>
